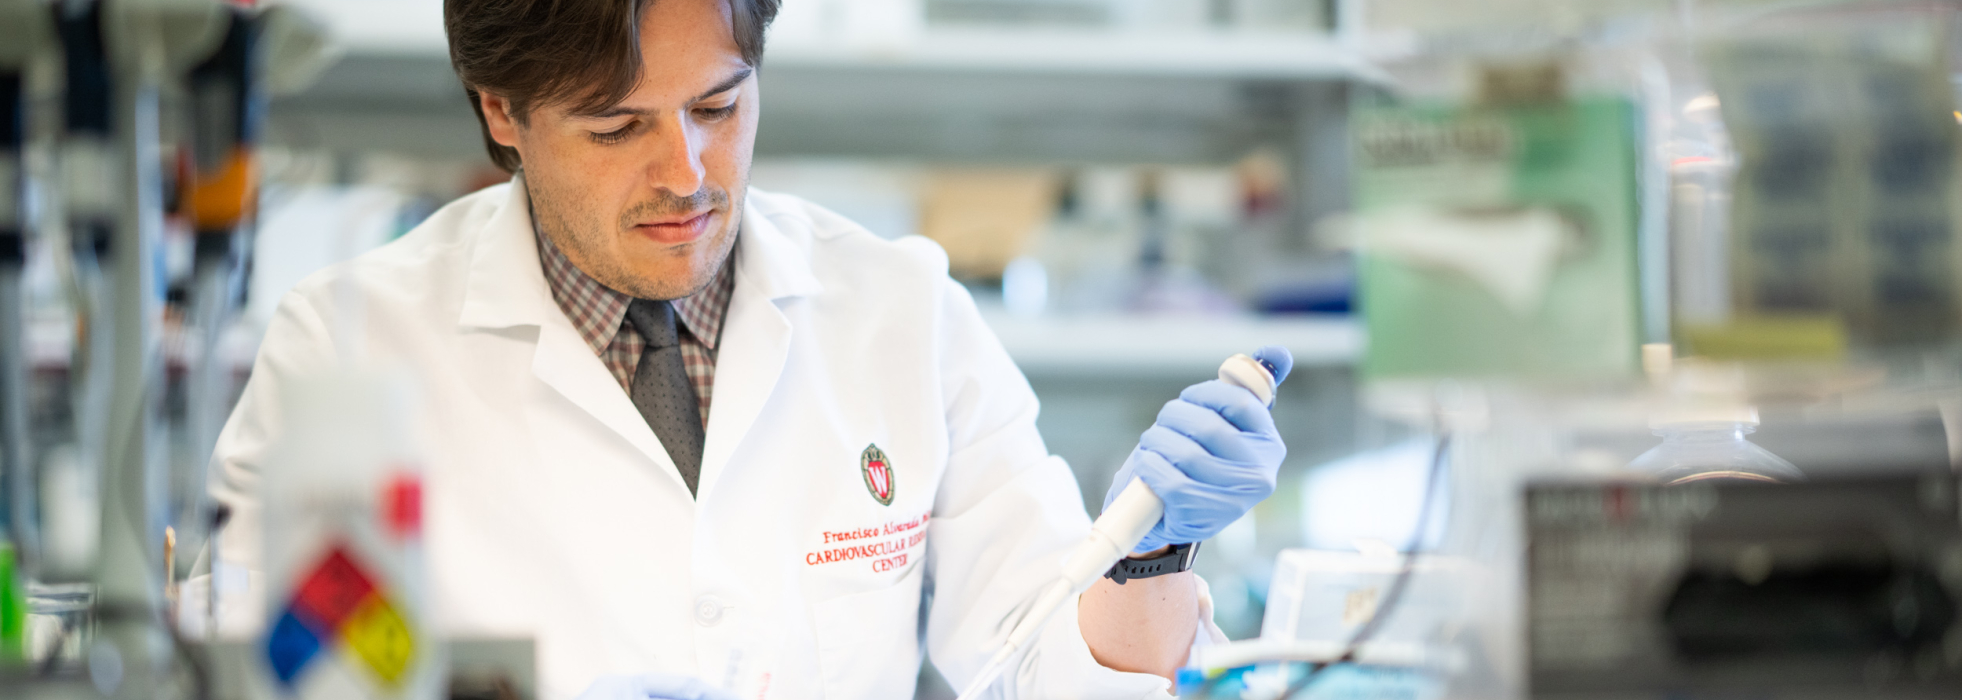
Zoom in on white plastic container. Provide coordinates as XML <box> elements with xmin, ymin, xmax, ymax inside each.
<box><xmin>1259</xmin><ymin>549</ymin><xmax>1459</xmax><ymax>659</ymax></box>
<box><xmin>255</xmin><ymin>368</ymin><xmax>440</xmax><ymax>700</ymax></box>
<box><xmin>1629</xmin><ymin>408</ymin><xmax>1803</xmax><ymax>485</ymax></box>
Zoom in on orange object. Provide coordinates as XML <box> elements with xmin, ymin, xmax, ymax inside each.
<box><xmin>181</xmin><ymin>147</ymin><xmax>258</xmax><ymax>231</ymax></box>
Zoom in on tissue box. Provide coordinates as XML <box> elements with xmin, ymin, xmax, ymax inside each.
<box><xmin>1354</xmin><ymin>96</ymin><xmax>1642</xmax><ymax>379</ymax></box>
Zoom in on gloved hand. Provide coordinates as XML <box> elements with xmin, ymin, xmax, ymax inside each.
<box><xmin>1104</xmin><ymin>346</ymin><xmax>1293</xmax><ymax>555</ymax></box>
<box><xmin>573</xmin><ymin>673</ymin><xmax>741</xmax><ymax>700</ymax></box>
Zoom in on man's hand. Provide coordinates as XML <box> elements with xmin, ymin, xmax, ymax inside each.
<box><xmin>1105</xmin><ymin>345</ymin><xmax>1292</xmax><ymax>554</ymax></box>
<box><xmin>1079</xmin><ymin>346</ymin><xmax>1292</xmax><ymax>680</ymax></box>
<box><xmin>574</xmin><ymin>674</ymin><xmax>740</xmax><ymax>700</ymax></box>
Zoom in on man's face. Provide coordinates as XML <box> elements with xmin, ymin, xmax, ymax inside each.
<box><xmin>481</xmin><ymin>0</ymin><xmax>758</xmax><ymax>300</ymax></box>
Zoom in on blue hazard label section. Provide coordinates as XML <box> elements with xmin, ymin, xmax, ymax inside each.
<box><xmin>265</xmin><ymin>609</ymin><xmax>323</xmax><ymax>686</ymax></box>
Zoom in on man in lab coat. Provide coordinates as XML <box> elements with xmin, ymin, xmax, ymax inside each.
<box><xmin>212</xmin><ymin>0</ymin><xmax>1292</xmax><ymax>698</ymax></box>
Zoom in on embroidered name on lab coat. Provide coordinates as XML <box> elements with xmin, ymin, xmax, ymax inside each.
<box><xmin>806</xmin><ymin>511</ymin><xmax>930</xmax><ymax>572</ymax></box>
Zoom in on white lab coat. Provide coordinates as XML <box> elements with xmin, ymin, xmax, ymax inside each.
<box><xmin>210</xmin><ymin>177</ymin><xmax>1191</xmax><ymax>700</ymax></box>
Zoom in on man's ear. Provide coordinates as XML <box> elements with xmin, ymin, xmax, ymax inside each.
<box><xmin>480</xmin><ymin>91</ymin><xmax>522</xmax><ymax>148</ymax></box>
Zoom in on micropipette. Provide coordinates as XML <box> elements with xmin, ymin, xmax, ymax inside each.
<box><xmin>953</xmin><ymin>353</ymin><xmax>1278</xmax><ymax>700</ymax></box>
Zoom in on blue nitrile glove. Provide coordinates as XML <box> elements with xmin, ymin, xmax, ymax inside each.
<box><xmin>574</xmin><ymin>674</ymin><xmax>741</xmax><ymax>700</ymax></box>
<box><xmin>1104</xmin><ymin>346</ymin><xmax>1293</xmax><ymax>555</ymax></box>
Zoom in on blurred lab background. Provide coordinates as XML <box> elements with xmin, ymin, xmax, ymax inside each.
<box><xmin>14</xmin><ymin>0</ymin><xmax>1962</xmax><ymax>699</ymax></box>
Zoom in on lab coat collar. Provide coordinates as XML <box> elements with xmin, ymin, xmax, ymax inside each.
<box><xmin>454</xmin><ymin>178</ymin><xmax>827</xmax><ymax>498</ymax></box>
<box><xmin>733</xmin><ymin>189</ymin><xmax>824</xmax><ymax>301</ymax></box>
<box><xmin>459</xmin><ymin>179</ymin><xmax>823</xmax><ymax>330</ymax></box>
<box><xmin>457</xmin><ymin>175</ymin><xmax>684</xmax><ymax>487</ymax></box>
<box><xmin>458</xmin><ymin>174</ymin><xmax>556</xmax><ymax>330</ymax></box>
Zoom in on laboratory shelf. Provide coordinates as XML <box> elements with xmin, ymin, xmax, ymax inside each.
<box><xmin>276</xmin><ymin>0</ymin><xmax>1378</xmax><ymax>81</ymax></box>
<box><xmin>983</xmin><ymin>310</ymin><xmax>1362</xmax><ymax>379</ymax></box>
<box><xmin>266</xmin><ymin>6</ymin><xmax>1371</xmax><ymax>258</ymax></box>
<box><xmin>273</xmin><ymin>0</ymin><xmax>1381</xmax><ymax>76</ymax></box>
<box><xmin>767</xmin><ymin>28</ymin><xmax>1384</xmax><ymax>81</ymax></box>
<box><xmin>270</xmin><ymin>29</ymin><xmax>1375</xmax><ymax>165</ymax></box>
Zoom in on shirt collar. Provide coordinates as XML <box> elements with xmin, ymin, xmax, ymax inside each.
<box><xmin>671</xmin><ymin>252</ymin><xmax>734</xmax><ymax>350</ymax></box>
<box><xmin>533</xmin><ymin>219</ymin><xmax>735</xmax><ymax>354</ymax></box>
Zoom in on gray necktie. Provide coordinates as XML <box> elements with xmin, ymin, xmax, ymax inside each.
<box><xmin>625</xmin><ymin>299</ymin><xmax>705</xmax><ymax>496</ymax></box>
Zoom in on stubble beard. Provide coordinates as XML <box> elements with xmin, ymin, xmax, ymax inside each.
<box><xmin>528</xmin><ymin>170</ymin><xmax>743</xmax><ymax>301</ymax></box>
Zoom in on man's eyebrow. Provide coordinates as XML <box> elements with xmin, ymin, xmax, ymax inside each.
<box><xmin>690</xmin><ymin>67</ymin><xmax>754</xmax><ymax>104</ymax></box>
<box><xmin>573</xmin><ymin>68</ymin><xmax>755</xmax><ymax>120</ymax></box>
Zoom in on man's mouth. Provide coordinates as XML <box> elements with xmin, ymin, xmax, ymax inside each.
<box><xmin>633</xmin><ymin>210</ymin><xmax>714</xmax><ymax>245</ymax></box>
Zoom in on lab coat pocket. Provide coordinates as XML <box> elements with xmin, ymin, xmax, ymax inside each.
<box><xmin>808</xmin><ymin>563</ymin><xmax>925</xmax><ymax>700</ymax></box>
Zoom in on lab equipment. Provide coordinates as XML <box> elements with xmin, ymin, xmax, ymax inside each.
<box><xmin>953</xmin><ymin>350</ymin><xmax>1282</xmax><ymax>700</ymax></box>
<box><xmin>1180</xmin><ymin>548</ymin><xmax>1462</xmax><ymax>700</ymax></box>
<box><xmin>1257</xmin><ymin>550</ymin><xmax>1461</xmax><ymax>669</ymax></box>
<box><xmin>1183</xmin><ymin>426</ymin><xmax>1453</xmax><ymax>700</ymax></box>
<box><xmin>25</xmin><ymin>581</ymin><xmax>93</xmax><ymax>673</ymax></box>
<box><xmin>174</xmin><ymin>1</ymin><xmax>268</xmax><ymax>589</ymax></box>
<box><xmin>0</xmin><ymin>1</ymin><xmax>331</xmax><ymax>697</ymax></box>
<box><xmin>1703</xmin><ymin>12</ymin><xmax>1961</xmax><ymax>350</ymax></box>
<box><xmin>0</xmin><ymin>0</ymin><xmax>50</xmax><ymax>584</ymax></box>
<box><xmin>1526</xmin><ymin>473</ymin><xmax>1962</xmax><ymax>697</ymax></box>
<box><xmin>1628</xmin><ymin>410</ymin><xmax>1803</xmax><ymax>485</ymax></box>
<box><xmin>62</xmin><ymin>2</ymin><xmax>234</xmax><ymax>698</ymax></box>
<box><xmin>52</xmin><ymin>0</ymin><xmax>124</xmax><ymax>584</ymax></box>
<box><xmin>445</xmin><ymin>637</ymin><xmax>539</xmax><ymax>700</ymax></box>
<box><xmin>1176</xmin><ymin>662</ymin><xmax>1437</xmax><ymax>700</ymax></box>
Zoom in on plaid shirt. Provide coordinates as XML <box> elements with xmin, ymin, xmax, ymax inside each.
<box><xmin>535</xmin><ymin>227</ymin><xmax>734</xmax><ymax>426</ymax></box>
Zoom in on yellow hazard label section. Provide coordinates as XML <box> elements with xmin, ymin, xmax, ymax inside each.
<box><xmin>341</xmin><ymin>595</ymin><xmax>416</xmax><ymax>685</ymax></box>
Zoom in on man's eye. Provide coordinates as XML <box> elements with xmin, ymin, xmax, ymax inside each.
<box><xmin>695</xmin><ymin>103</ymin><xmax>738</xmax><ymax>121</ymax></box>
<box><xmin>589</xmin><ymin>122</ymin><xmax>638</xmax><ymax>145</ymax></box>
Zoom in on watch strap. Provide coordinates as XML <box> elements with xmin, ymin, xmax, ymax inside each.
<box><xmin>1104</xmin><ymin>542</ymin><xmax>1199</xmax><ymax>585</ymax></box>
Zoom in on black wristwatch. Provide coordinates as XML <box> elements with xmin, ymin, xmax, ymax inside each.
<box><xmin>1104</xmin><ymin>542</ymin><xmax>1199</xmax><ymax>585</ymax></box>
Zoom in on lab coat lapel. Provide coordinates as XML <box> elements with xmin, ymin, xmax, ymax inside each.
<box><xmin>456</xmin><ymin>175</ymin><xmax>684</xmax><ymax>489</ymax></box>
<box><xmin>456</xmin><ymin>175</ymin><xmax>556</xmax><ymax>328</ymax></box>
<box><xmin>530</xmin><ymin>319</ymin><xmax>681</xmax><ymax>487</ymax></box>
<box><xmin>697</xmin><ymin>196</ymin><xmax>822</xmax><ymax>499</ymax></box>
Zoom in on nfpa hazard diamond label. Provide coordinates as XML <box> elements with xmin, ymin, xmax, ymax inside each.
<box><xmin>263</xmin><ymin>543</ymin><xmax>419</xmax><ymax>689</ymax></box>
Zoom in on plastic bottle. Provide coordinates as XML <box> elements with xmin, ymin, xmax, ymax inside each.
<box><xmin>1</xmin><ymin>540</ymin><xmax>24</xmax><ymax>665</ymax></box>
<box><xmin>1629</xmin><ymin>407</ymin><xmax>1803</xmax><ymax>485</ymax></box>
<box><xmin>256</xmin><ymin>368</ymin><xmax>440</xmax><ymax>700</ymax></box>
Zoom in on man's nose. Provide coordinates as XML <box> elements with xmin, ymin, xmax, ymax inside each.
<box><xmin>643</xmin><ymin>113</ymin><xmax>706</xmax><ymax>197</ymax></box>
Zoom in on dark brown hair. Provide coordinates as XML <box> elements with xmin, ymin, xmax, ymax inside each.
<box><xmin>445</xmin><ymin>0</ymin><xmax>780</xmax><ymax>173</ymax></box>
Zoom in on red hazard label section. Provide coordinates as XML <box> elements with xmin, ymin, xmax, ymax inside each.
<box><xmin>292</xmin><ymin>548</ymin><xmax>378</xmax><ymax>630</ymax></box>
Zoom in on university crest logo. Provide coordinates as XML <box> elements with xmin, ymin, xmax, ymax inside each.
<box><xmin>861</xmin><ymin>444</ymin><xmax>895</xmax><ymax>506</ymax></box>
